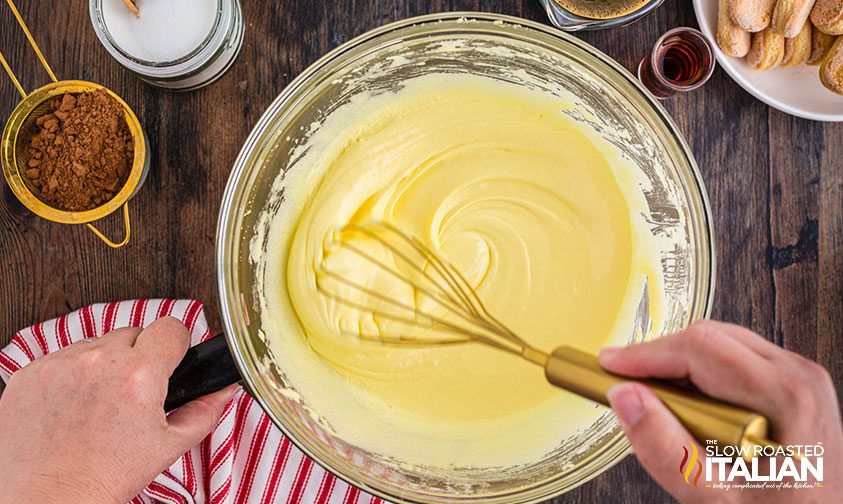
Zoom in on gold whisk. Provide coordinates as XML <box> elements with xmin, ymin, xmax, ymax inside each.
<box><xmin>0</xmin><ymin>0</ymin><xmax>147</xmax><ymax>248</ymax></box>
<box><xmin>317</xmin><ymin>221</ymin><xmax>779</xmax><ymax>457</ymax></box>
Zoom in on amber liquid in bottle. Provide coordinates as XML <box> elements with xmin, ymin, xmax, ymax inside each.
<box><xmin>553</xmin><ymin>0</ymin><xmax>651</xmax><ymax>19</ymax></box>
<box><xmin>638</xmin><ymin>29</ymin><xmax>715</xmax><ymax>99</ymax></box>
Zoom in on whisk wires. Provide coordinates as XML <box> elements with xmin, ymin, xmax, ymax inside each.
<box><xmin>315</xmin><ymin>221</ymin><xmax>549</xmax><ymax>366</ymax></box>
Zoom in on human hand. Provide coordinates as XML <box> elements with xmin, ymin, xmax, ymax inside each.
<box><xmin>599</xmin><ymin>320</ymin><xmax>843</xmax><ymax>503</ymax></box>
<box><xmin>0</xmin><ymin>317</ymin><xmax>236</xmax><ymax>504</ymax></box>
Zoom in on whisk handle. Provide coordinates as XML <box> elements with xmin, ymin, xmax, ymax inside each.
<box><xmin>544</xmin><ymin>345</ymin><xmax>771</xmax><ymax>450</ymax></box>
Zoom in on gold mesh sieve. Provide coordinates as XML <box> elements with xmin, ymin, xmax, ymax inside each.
<box><xmin>1</xmin><ymin>0</ymin><xmax>147</xmax><ymax>248</ymax></box>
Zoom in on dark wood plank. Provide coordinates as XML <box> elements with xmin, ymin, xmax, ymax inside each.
<box><xmin>817</xmin><ymin>123</ymin><xmax>843</xmax><ymax>387</ymax></box>
<box><xmin>1</xmin><ymin>1</ymin><xmax>842</xmax><ymax>503</ymax></box>
<box><xmin>769</xmin><ymin>111</ymin><xmax>821</xmax><ymax>359</ymax></box>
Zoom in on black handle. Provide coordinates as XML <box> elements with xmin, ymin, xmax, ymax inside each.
<box><xmin>164</xmin><ymin>333</ymin><xmax>242</xmax><ymax>411</ymax></box>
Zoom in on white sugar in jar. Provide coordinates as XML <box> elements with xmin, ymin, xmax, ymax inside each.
<box><xmin>90</xmin><ymin>0</ymin><xmax>244</xmax><ymax>90</ymax></box>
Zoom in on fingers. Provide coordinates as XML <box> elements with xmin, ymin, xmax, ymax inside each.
<box><xmin>607</xmin><ymin>382</ymin><xmax>707</xmax><ymax>503</ymax></box>
<box><xmin>598</xmin><ymin>320</ymin><xmax>843</xmax><ymax>448</ymax></box>
<box><xmin>598</xmin><ymin>320</ymin><xmax>780</xmax><ymax>416</ymax></box>
<box><xmin>691</xmin><ymin>320</ymin><xmax>780</xmax><ymax>360</ymax></box>
<box><xmin>97</xmin><ymin>326</ymin><xmax>143</xmax><ymax>347</ymax></box>
<box><xmin>46</xmin><ymin>327</ymin><xmax>140</xmax><ymax>362</ymax></box>
<box><xmin>132</xmin><ymin>317</ymin><xmax>192</xmax><ymax>379</ymax></box>
<box><xmin>165</xmin><ymin>385</ymin><xmax>239</xmax><ymax>456</ymax></box>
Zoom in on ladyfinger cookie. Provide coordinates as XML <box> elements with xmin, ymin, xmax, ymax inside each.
<box><xmin>819</xmin><ymin>36</ymin><xmax>843</xmax><ymax>93</ymax></box>
<box><xmin>730</xmin><ymin>0</ymin><xmax>777</xmax><ymax>32</ymax></box>
<box><xmin>747</xmin><ymin>27</ymin><xmax>786</xmax><ymax>69</ymax></box>
<box><xmin>772</xmin><ymin>0</ymin><xmax>818</xmax><ymax>38</ymax></box>
<box><xmin>808</xmin><ymin>28</ymin><xmax>836</xmax><ymax>64</ymax></box>
<box><xmin>782</xmin><ymin>21</ymin><xmax>812</xmax><ymax>65</ymax></box>
<box><xmin>811</xmin><ymin>0</ymin><xmax>843</xmax><ymax>34</ymax></box>
<box><xmin>718</xmin><ymin>0</ymin><xmax>752</xmax><ymax>56</ymax></box>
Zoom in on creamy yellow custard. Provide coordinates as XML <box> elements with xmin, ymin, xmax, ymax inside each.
<box><xmin>259</xmin><ymin>74</ymin><xmax>663</xmax><ymax>468</ymax></box>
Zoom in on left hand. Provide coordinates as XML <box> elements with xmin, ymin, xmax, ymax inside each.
<box><xmin>0</xmin><ymin>317</ymin><xmax>236</xmax><ymax>504</ymax></box>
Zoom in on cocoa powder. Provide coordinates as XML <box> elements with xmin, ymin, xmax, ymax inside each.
<box><xmin>24</xmin><ymin>90</ymin><xmax>134</xmax><ymax>212</ymax></box>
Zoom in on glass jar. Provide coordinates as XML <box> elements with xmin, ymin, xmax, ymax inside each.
<box><xmin>89</xmin><ymin>0</ymin><xmax>244</xmax><ymax>91</ymax></box>
<box><xmin>539</xmin><ymin>0</ymin><xmax>666</xmax><ymax>31</ymax></box>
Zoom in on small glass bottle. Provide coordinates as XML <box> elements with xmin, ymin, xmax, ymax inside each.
<box><xmin>89</xmin><ymin>0</ymin><xmax>244</xmax><ymax>91</ymax></box>
<box><xmin>638</xmin><ymin>27</ymin><xmax>716</xmax><ymax>99</ymax></box>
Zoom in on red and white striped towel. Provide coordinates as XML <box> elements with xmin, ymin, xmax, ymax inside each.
<box><xmin>0</xmin><ymin>299</ymin><xmax>385</xmax><ymax>504</ymax></box>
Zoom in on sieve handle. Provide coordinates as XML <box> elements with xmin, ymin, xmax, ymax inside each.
<box><xmin>544</xmin><ymin>345</ymin><xmax>772</xmax><ymax>451</ymax></box>
<box><xmin>165</xmin><ymin>333</ymin><xmax>243</xmax><ymax>412</ymax></box>
<box><xmin>85</xmin><ymin>202</ymin><xmax>131</xmax><ymax>248</ymax></box>
<box><xmin>3</xmin><ymin>0</ymin><xmax>58</xmax><ymax>85</ymax></box>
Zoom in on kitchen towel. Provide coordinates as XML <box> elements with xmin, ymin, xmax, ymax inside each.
<box><xmin>0</xmin><ymin>299</ymin><xmax>385</xmax><ymax>504</ymax></box>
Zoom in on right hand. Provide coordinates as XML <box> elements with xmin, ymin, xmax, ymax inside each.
<box><xmin>599</xmin><ymin>320</ymin><xmax>843</xmax><ymax>503</ymax></box>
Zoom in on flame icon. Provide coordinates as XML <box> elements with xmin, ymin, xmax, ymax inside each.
<box><xmin>679</xmin><ymin>440</ymin><xmax>703</xmax><ymax>486</ymax></box>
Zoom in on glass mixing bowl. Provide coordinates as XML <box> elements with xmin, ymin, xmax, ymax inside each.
<box><xmin>216</xmin><ymin>12</ymin><xmax>715</xmax><ymax>503</ymax></box>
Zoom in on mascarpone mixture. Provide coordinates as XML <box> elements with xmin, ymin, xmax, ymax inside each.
<box><xmin>259</xmin><ymin>74</ymin><xmax>663</xmax><ymax>468</ymax></box>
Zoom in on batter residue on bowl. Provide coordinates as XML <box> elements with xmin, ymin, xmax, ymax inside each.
<box><xmin>259</xmin><ymin>74</ymin><xmax>663</xmax><ymax>468</ymax></box>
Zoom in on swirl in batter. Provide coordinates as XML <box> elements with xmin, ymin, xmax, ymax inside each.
<box><xmin>262</xmin><ymin>74</ymin><xmax>662</xmax><ymax>467</ymax></box>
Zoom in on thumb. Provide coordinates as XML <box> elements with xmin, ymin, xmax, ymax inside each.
<box><xmin>607</xmin><ymin>382</ymin><xmax>708</xmax><ymax>503</ymax></box>
<box><xmin>165</xmin><ymin>384</ymin><xmax>239</xmax><ymax>455</ymax></box>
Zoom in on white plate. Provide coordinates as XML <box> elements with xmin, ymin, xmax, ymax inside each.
<box><xmin>693</xmin><ymin>0</ymin><xmax>843</xmax><ymax>122</ymax></box>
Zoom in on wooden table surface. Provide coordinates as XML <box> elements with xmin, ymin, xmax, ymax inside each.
<box><xmin>1</xmin><ymin>1</ymin><xmax>841</xmax><ymax>502</ymax></box>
